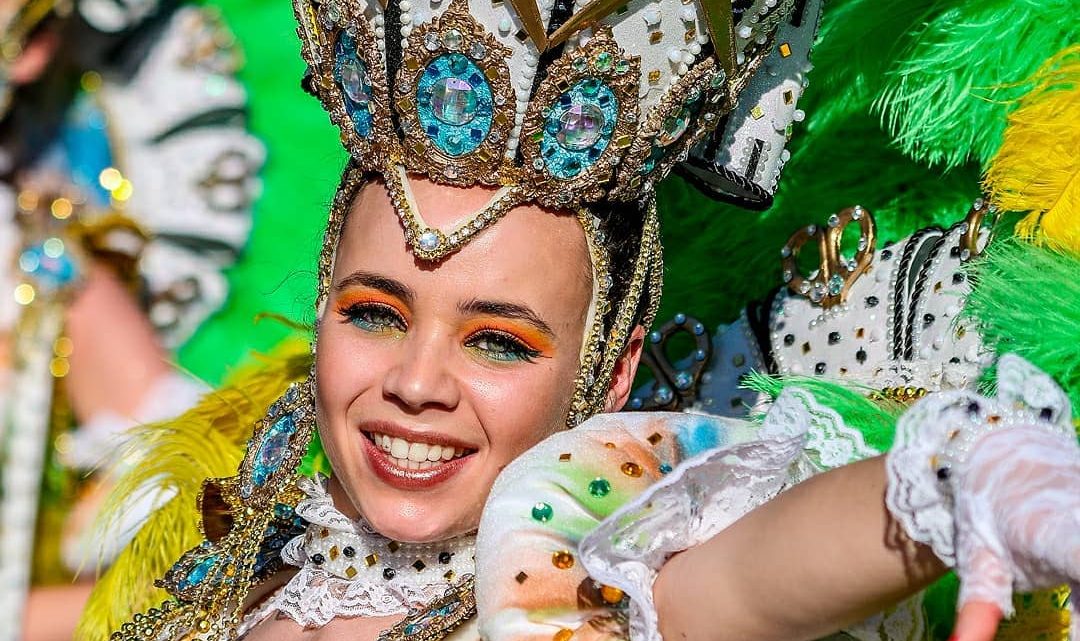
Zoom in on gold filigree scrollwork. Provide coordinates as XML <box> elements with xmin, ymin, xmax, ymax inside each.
<box><xmin>781</xmin><ymin>205</ymin><xmax>876</xmax><ymax>309</ymax></box>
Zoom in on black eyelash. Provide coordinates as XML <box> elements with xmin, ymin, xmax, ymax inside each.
<box><xmin>338</xmin><ymin>301</ymin><xmax>407</xmax><ymax>331</ymax></box>
<box><xmin>467</xmin><ymin>329</ymin><xmax>543</xmax><ymax>363</ymax></box>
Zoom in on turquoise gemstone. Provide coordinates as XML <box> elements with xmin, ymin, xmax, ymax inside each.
<box><xmin>556</xmin><ymin>104</ymin><xmax>605</xmax><ymax>150</ymax></box>
<box><xmin>657</xmin><ymin>107</ymin><xmax>690</xmax><ymax>146</ymax></box>
<box><xmin>417</xmin><ymin>53</ymin><xmax>493</xmax><ymax>156</ymax></box>
<box><xmin>252</xmin><ymin>415</ymin><xmax>297</xmax><ymax>487</ymax></box>
<box><xmin>431</xmin><ymin>77</ymin><xmax>478</xmax><ymax>125</ymax></box>
<box><xmin>178</xmin><ymin>555</ymin><xmax>218</xmax><ymax>591</ymax></box>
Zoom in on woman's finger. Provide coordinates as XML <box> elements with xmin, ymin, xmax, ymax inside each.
<box><xmin>950</xmin><ymin>600</ymin><xmax>1002</xmax><ymax>641</ymax></box>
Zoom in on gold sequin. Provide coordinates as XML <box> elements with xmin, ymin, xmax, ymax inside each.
<box><xmin>750</xmin><ymin>105</ymin><xmax>765</xmax><ymax>120</ymax></box>
<box><xmin>365</xmin><ymin>553</ymin><xmax>378</xmax><ymax>567</ymax></box>
<box><xmin>647</xmin><ymin>432</ymin><xmax>663</xmax><ymax>445</ymax></box>
<box><xmin>515</xmin><ymin>571</ymin><xmax>528</xmax><ymax>583</ymax></box>
<box><xmin>345</xmin><ymin>566</ymin><xmax>358</xmax><ymax>578</ymax></box>
<box><xmin>552</xmin><ymin>551</ymin><xmax>575</xmax><ymax>570</ymax></box>
<box><xmin>649</xmin><ymin>31</ymin><xmax>663</xmax><ymax>44</ymax></box>
<box><xmin>559</xmin><ymin>452</ymin><xmax>572</xmax><ymax>462</ymax></box>
<box><xmin>779</xmin><ymin>43</ymin><xmax>792</xmax><ymax>57</ymax></box>
<box><xmin>600</xmin><ymin>585</ymin><xmax>625</xmax><ymax>604</ymax></box>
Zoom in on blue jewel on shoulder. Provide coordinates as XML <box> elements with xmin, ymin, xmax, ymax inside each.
<box><xmin>174</xmin><ymin>554</ymin><xmax>222</xmax><ymax>592</ymax></box>
<box><xmin>541</xmin><ymin>78</ymin><xmax>618</xmax><ymax>179</ymax></box>
<box><xmin>416</xmin><ymin>53</ymin><xmax>494</xmax><ymax>157</ymax></box>
<box><xmin>251</xmin><ymin>414</ymin><xmax>299</xmax><ymax>487</ymax></box>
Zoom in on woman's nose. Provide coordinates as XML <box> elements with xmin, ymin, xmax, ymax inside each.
<box><xmin>381</xmin><ymin>329</ymin><xmax>461</xmax><ymax>412</ymax></box>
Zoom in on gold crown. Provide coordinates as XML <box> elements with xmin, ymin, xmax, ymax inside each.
<box><xmin>295</xmin><ymin>0</ymin><xmax>797</xmax><ymax>259</ymax></box>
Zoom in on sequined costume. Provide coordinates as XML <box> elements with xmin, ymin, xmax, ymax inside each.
<box><xmin>80</xmin><ymin>0</ymin><xmax>1079</xmax><ymax>637</ymax></box>
<box><xmin>0</xmin><ymin>1</ymin><xmax>262</xmax><ymax>636</ymax></box>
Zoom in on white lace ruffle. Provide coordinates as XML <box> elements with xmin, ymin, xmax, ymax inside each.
<box><xmin>885</xmin><ymin>353</ymin><xmax>1075</xmax><ymax>565</ymax></box>
<box><xmin>240</xmin><ymin>475</ymin><xmax>476</xmax><ymax>632</ymax></box>
<box><xmin>579</xmin><ymin>387</ymin><xmax>897</xmax><ymax>641</ymax></box>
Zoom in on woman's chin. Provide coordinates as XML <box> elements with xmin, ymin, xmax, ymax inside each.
<box><xmin>361</xmin><ymin>505</ymin><xmax>477</xmax><ymax>543</ymax></box>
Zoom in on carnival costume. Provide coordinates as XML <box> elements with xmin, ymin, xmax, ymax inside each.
<box><xmin>82</xmin><ymin>0</ymin><xmax>1079</xmax><ymax>638</ymax></box>
<box><xmin>0</xmin><ymin>0</ymin><xmax>262</xmax><ymax>637</ymax></box>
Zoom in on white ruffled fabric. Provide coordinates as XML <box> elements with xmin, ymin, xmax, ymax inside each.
<box><xmin>578</xmin><ymin>388</ymin><xmax>923</xmax><ymax>641</ymax></box>
<box><xmin>886</xmin><ymin>354</ymin><xmax>1079</xmax><ymax>634</ymax></box>
<box><xmin>240</xmin><ymin>475</ymin><xmax>475</xmax><ymax>633</ymax></box>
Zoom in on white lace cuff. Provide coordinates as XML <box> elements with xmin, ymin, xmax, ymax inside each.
<box><xmin>579</xmin><ymin>388</ymin><xmax>880</xmax><ymax>641</ymax></box>
<box><xmin>885</xmin><ymin>353</ymin><xmax>1075</xmax><ymax>565</ymax></box>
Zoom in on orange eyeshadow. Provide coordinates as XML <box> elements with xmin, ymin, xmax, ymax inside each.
<box><xmin>461</xmin><ymin>318</ymin><xmax>555</xmax><ymax>355</ymax></box>
<box><xmin>335</xmin><ymin>289</ymin><xmax>410</xmax><ymax>319</ymax></box>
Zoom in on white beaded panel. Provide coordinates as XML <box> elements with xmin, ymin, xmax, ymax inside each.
<box><xmin>465</xmin><ymin>0</ymin><xmax>549</xmax><ymax>159</ymax></box>
<box><xmin>769</xmin><ymin>216</ymin><xmax>989</xmax><ymax>392</ymax></box>
<box><xmin>693</xmin><ymin>312</ymin><xmax>767</xmax><ymax>417</ymax></box>
<box><xmin>700</xmin><ymin>0</ymin><xmax>822</xmax><ymax>203</ymax></box>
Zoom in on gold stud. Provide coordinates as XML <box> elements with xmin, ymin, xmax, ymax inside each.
<box><xmin>552</xmin><ymin>550</ymin><xmax>575</xmax><ymax>570</ymax></box>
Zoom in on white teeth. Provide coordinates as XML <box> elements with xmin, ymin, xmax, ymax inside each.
<box><xmin>390</xmin><ymin>437</ymin><xmax>410</xmax><ymax>459</ymax></box>
<box><xmin>370</xmin><ymin>432</ymin><xmax>469</xmax><ymax>468</ymax></box>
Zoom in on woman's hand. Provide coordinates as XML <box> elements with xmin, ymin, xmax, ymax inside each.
<box><xmin>950</xmin><ymin>426</ymin><xmax>1079</xmax><ymax>641</ymax></box>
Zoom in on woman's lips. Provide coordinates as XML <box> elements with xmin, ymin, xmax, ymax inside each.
<box><xmin>360</xmin><ymin>430</ymin><xmax>474</xmax><ymax>490</ymax></box>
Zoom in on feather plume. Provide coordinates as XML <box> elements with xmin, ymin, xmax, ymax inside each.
<box><xmin>76</xmin><ymin>338</ymin><xmax>314</xmax><ymax>641</ymax></box>
<box><xmin>984</xmin><ymin>46</ymin><xmax>1080</xmax><ymax>254</ymax></box>
<box><xmin>963</xmin><ymin>238</ymin><xmax>1080</xmax><ymax>413</ymax></box>
<box><xmin>741</xmin><ymin>371</ymin><xmax>903</xmax><ymax>452</ymax></box>
<box><xmin>874</xmin><ymin>0</ymin><xmax>1078</xmax><ymax>170</ymax></box>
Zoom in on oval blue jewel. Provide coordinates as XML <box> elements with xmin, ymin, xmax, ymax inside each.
<box><xmin>417</xmin><ymin>53</ymin><xmax>494</xmax><ymax>157</ymax></box>
<box><xmin>178</xmin><ymin>555</ymin><xmax>219</xmax><ymax>591</ymax></box>
<box><xmin>252</xmin><ymin>414</ymin><xmax>298</xmax><ymax>487</ymax></box>
<box><xmin>540</xmin><ymin>78</ymin><xmax>618</xmax><ymax>179</ymax></box>
<box><xmin>334</xmin><ymin>32</ymin><xmax>374</xmax><ymax>137</ymax></box>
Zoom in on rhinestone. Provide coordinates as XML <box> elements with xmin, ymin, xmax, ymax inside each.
<box><xmin>340</xmin><ymin>57</ymin><xmax>371</xmax><ymax>104</ymax></box>
<box><xmin>441</xmin><ymin>28</ymin><xmax>463</xmax><ymax>50</ymax></box>
<box><xmin>600</xmin><ymin>585</ymin><xmax>625</xmax><ymax>604</ymax></box>
<box><xmin>620</xmin><ymin>462</ymin><xmax>643</xmax><ymax>478</ymax></box>
<box><xmin>556</xmin><ymin>103</ymin><xmax>605</xmax><ymax>151</ymax></box>
<box><xmin>572</xmin><ymin>57</ymin><xmax>588</xmax><ymax>73</ymax></box>
<box><xmin>783</xmin><ymin>333</ymin><xmax>795</xmax><ymax>346</ymax></box>
<box><xmin>531</xmin><ymin>502</ymin><xmax>554</xmax><ymax>522</ymax></box>
<box><xmin>866</xmin><ymin>295</ymin><xmax>879</xmax><ymax>307</ymax></box>
<box><xmin>515</xmin><ymin>571</ymin><xmax>529</xmax><ymax>583</ymax></box>
<box><xmin>418</xmin><ymin>231</ymin><xmax>439</xmax><ymax>251</ymax></box>
<box><xmin>827</xmin><ymin>274</ymin><xmax>844</xmax><ymax>296</ymax></box>
<box><xmin>936</xmin><ymin>466</ymin><xmax>951</xmax><ymax>481</ymax></box>
<box><xmin>856</xmin><ymin>348</ymin><xmax>867</xmax><ymax>364</ymax></box>
<box><xmin>551</xmin><ymin>550</ymin><xmax>575</xmax><ymax>569</ymax></box>
<box><xmin>469</xmin><ymin>41</ymin><xmax>487</xmax><ymax>59</ymax></box>
<box><xmin>594</xmin><ymin>51</ymin><xmax>613</xmax><ymax>71</ymax></box>
<box><xmin>430</xmin><ymin>77</ymin><xmax>478</xmax><ymax>125</ymax></box>
<box><xmin>311</xmin><ymin>553</ymin><xmax>325</xmax><ymax>565</ymax></box>
<box><xmin>653</xmin><ymin>386</ymin><xmax>674</xmax><ymax>405</ymax></box>
<box><xmin>674</xmin><ymin>371</ymin><xmax>693</xmax><ymax>390</ymax></box>
<box><xmin>615</xmin><ymin>59</ymin><xmax>630</xmax><ymax>74</ymax></box>
<box><xmin>554</xmin><ymin>630</ymin><xmax>573</xmax><ymax>641</ymax></box>
<box><xmin>588</xmin><ymin>477</ymin><xmax>611</xmax><ymax>497</ymax></box>
<box><xmin>412</xmin><ymin>559</ymin><xmax>426</xmax><ymax>571</ymax></box>
<box><xmin>827</xmin><ymin>213</ymin><xmax>840</xmax><ymax>227</ymax></box>
<box><xmin>657</xmin><ymin>107</ymin><xmax>690</xmax><ymax>146</ymax></box>
<box><xmin>424</xmin><ymin>32</ymin><xmax>440</xmax><ymax>51</ymax></box>
<box><xmin>814</xmin><ymin>362</ymin><xmax>826</xmax><ymax>375</ymax></box>
<box><xmin>383</xmin><ymin>567</ymin><xmax>396</xmax><ymax>580</ymax></box>
<box><xmin>828</xmin><ymin>331</ymin><xmax>840</xmax><ymax>345</ymax></box>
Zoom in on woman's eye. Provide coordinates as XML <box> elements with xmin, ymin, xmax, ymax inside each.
<box><xmin>466</xmin><ymin>331</ymin><xmax>541</xmax><ymax>363</ymax></box>
<box><xmin>339</xmin><ymin>303</ymin><xmax>407</xmax><ymax>334</ymax></box>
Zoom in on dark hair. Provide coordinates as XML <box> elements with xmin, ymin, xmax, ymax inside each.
<box><xmin>589</xmin><ymin>197</ymin><xmax>658</xmax><ymax>335</ymax></box>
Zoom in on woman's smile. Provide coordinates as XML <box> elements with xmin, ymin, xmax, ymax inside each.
<box><xmin>358</xmin><ymin>420</ymin><xmax>478</xmax><ymax>490</ymax></box>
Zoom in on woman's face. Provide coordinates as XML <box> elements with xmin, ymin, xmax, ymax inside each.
<box><xmin>315</xmin><ymin>177</ymin><xmax>594</xmax><ymax>542</ymax></box>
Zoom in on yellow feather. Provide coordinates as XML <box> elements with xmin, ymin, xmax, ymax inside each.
<box><xmin>983</xmin><ymin>45</ymin><xmax>1080</xmax><ymax>254</ymax></box>
<box><xmin>75</xmin><ymin>337</ymin><xmax>313</xmax><ymax>641</ymax></box>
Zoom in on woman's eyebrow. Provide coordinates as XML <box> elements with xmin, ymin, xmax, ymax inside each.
<box><xmin>459</xmin><ymin>299</ymin><xmax>555</xmax><ymax>337</ymax></box>
<box><xmin>336</xmin><ymin>270</ymin><xmax>414</xmax><ymax>304</ymax></box>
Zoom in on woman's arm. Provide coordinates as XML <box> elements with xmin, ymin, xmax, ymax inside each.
<box><xmin>654</xmin><ymin>455</ymin><xmax>945</xmax><ymax>641</ymax></box>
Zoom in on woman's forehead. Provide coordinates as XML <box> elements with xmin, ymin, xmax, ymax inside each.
<box><xmin>336</xmin><ymin>180</ymin><xmax>593</xmax><ymax>316</ymax></box>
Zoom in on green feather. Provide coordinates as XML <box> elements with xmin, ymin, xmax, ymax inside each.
<box><xmin>963</xmin><ymin>237</ymin><xmax>1080</xmax><ymax>412</ymax></box>
<box><xmin>741</xmin><ymin>371</ymin><xmax>903</xmax><ymax>452</ymax></box>
<box><xmin>875</xmin><ymin>0</ymin><xmax>1080</xmax><ymax>169</ymax></box>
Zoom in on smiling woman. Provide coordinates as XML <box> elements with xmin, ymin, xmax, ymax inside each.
<box><xmin>313</xmin><ymin>177</ymin><xmax>596</xmax><ymax>544</ymax></box>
